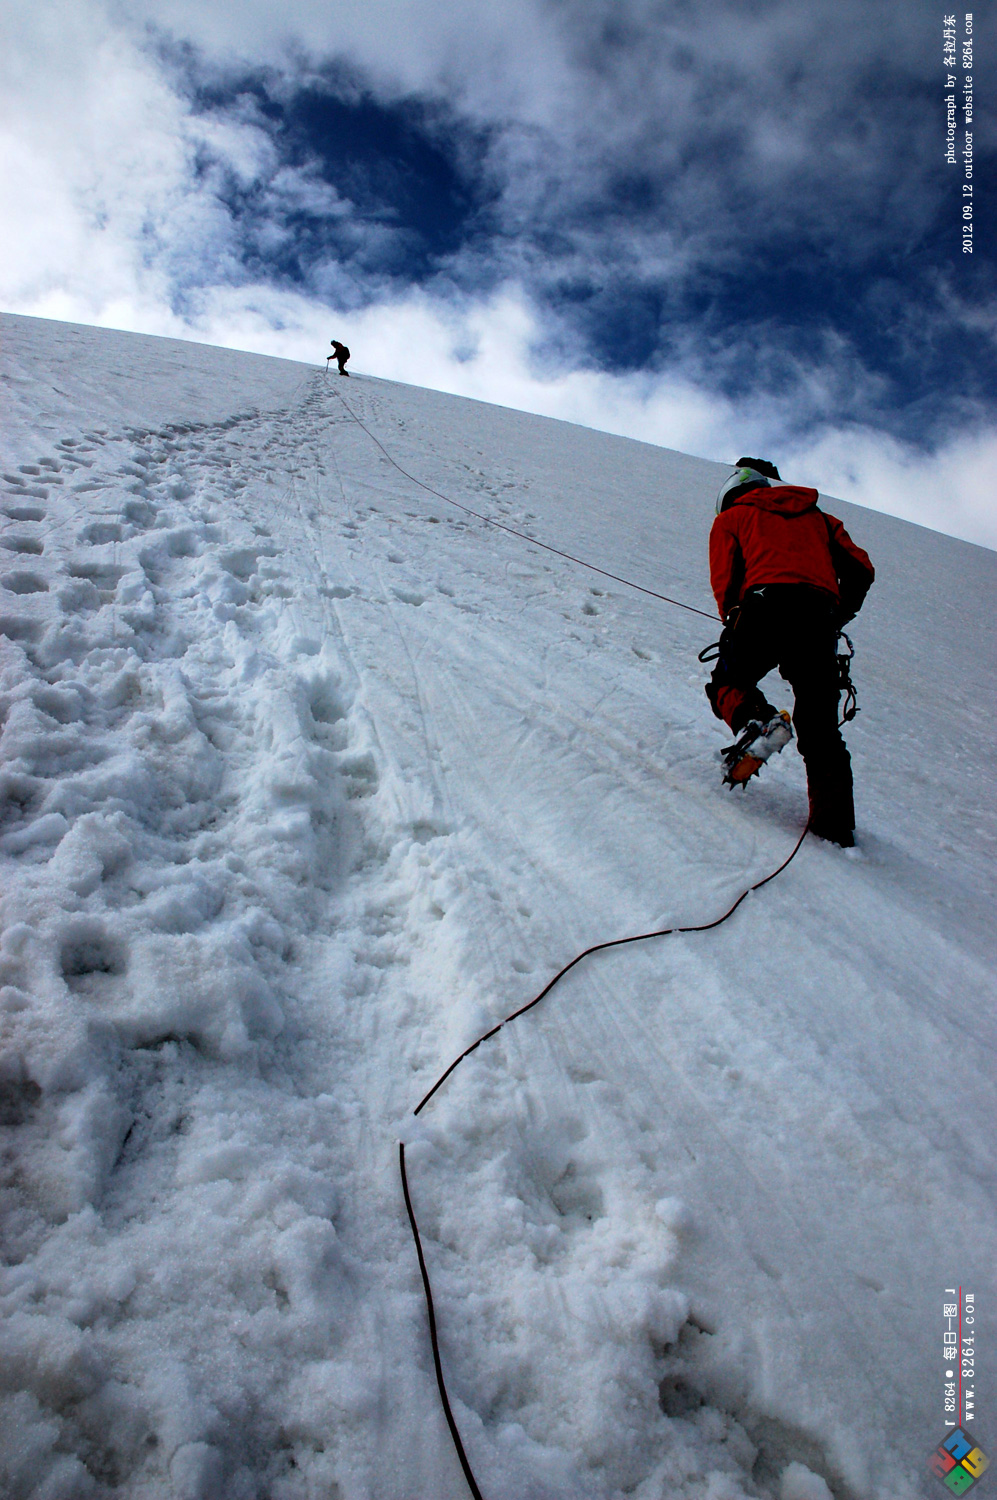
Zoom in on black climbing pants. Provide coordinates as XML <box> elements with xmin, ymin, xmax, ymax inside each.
<box><xmin>706</xmin><ymin>585</ymin><xmax>854</xmax><ymax>837</ymax></box>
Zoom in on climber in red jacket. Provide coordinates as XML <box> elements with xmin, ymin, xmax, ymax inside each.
<box><xmin>705</xmin><ymin>458</ymin><xmax>874</xmax><ymax>846</ymax></box>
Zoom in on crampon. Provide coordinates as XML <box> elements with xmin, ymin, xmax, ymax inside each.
<box><xmin>721</xmin><ymin>710</ymin><xmax>794</xmax><ymax>788</ymax></box>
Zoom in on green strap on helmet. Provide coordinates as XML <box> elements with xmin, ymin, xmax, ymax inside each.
<box><xmin>716</xmin><ymin>466</ymin><xmax>772</xmax><ymax>515</ymax></box>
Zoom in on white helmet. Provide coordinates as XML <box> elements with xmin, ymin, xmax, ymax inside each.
<box><xmin>715</xmin><ymin>465</ymin><xmax>772</xmax><ymax>515</ymax></box>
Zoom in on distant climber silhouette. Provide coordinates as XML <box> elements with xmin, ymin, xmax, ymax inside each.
<box><xmin>327</xmin><ymin>340</ymin><xmax>350</xmax><ymax>376</ymax></box>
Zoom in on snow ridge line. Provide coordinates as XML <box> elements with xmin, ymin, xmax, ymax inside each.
<box><xmin>329</xmin><ymin>384</ymin><xmax>718</xmax><ymax>621</ymax></box>
<box><xmin>401</xmin><ymin>820</ymin><xmax>811</xmax><ymax>1500</ymax></box>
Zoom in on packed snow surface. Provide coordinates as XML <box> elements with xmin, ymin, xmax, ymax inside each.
<box><xmin>1</xmin><ymin>313</ymin><xmax>994</xmax><ymax>1500</ymax></box>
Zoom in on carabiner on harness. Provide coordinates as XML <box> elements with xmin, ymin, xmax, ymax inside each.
<box><xmin>836</xmin><ymin>631</ymin><xmax>859</xmax><ymax>723</ymax></box>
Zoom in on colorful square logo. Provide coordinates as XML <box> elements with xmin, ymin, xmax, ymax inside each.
<box><xmin>929</xmin><ymin>1430</ymin><xmax>990</xmax><ymax>1493</ymax></box>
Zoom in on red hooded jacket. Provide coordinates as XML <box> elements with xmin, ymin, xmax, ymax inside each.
<box><xmin>709</xmin><ymin>485</ymin><xmax>874</xmax><ymax>621</ymax></box>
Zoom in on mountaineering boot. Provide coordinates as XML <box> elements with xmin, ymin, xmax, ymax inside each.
<box><xmin>721</xmin><ymin>710</ymin><xmax>794</xmax><ymax>787</ymax></box>
<box><xmin>807</xmin><ymin>790</ymin><xmax>855</xmax><ymax>847</ymax></box>
<box><xmin>809</xmin><ymin>823</ymin><xmax>855</xmax><ymax>848</ymax></box>
<box><xmin>805</xmin><ymin>750</ymin><xmax>856</xmax><ymax>847</ymax></box>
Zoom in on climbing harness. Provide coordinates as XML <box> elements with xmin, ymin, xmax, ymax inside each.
<box><xmin>697</xmin><ymin>630</ymin><xmax>861</xmax><ymax>729</ymax></box>
<box><xmin>400</xmin><ymin>822</ymin><xmax>810</xmax><ymax>1500</ymax></box>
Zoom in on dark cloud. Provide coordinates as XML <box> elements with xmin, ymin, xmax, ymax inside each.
<box><xmin>188</xmin><ymin>75</ymin><xmax>496</xmax><ymax>289</ymax></box>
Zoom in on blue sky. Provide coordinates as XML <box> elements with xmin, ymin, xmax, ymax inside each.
<box><xmin>2</xmin><ymin>0</ymin><xmax>995</xmax><ymax>543</ymax></box>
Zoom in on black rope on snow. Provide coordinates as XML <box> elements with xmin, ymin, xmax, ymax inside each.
<box><xmin>399</xmin><ymin>1143</ymin><xmax>486</xmax><ymax>1500</ymax></box>
<box><xmin>330</xmin><ymin>387</ymin><xmax>717</xmax><ymax>622</ymax></box>
<box><xmin>413</xmin><ymin>821</ymin><xmax>809</xmax><ymax>1117</ymax></box>
<box><xmin>401</xmin><ymin>820</ymin><xmax>810</xmax><ymax>1498</ymax></box>
<box><xmin>317</xmin><ymin>372</ymin><xmax>818</xmax><ymax>1497</ymax></box>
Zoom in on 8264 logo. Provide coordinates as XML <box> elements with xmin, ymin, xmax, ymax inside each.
<box><xmin>929</xmin><ymin>1430</ymin><xmax>990</xmax><ymax>1494</ymax></box>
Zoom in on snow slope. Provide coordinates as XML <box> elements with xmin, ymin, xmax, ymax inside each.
<box><xmin>1</xmin><ymin>312</ymin><xmax>994</xmax><ymax>1500</ymax></box>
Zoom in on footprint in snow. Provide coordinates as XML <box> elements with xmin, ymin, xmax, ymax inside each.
<box><xmin>0</xmin><ymin>614</ymin><xmax>43</xmax><ymax>641</ymax></box>
<box><xmin>2</xmin><ymin>535</ymin><xmax>44</xmax><ymax>556</ymax></box>
<box><xmin>64</xmin><ymin>560</ymin><xmax>128</xmax><ymax>599</ymax></box>
<box><xmin>120</xmin><ymin>499</ymin><xmax>157</xmax><ymax>528</ymax></box>
<box><xmin>547</xmin><ymin>1159</ymin><xmax>606</xmax><ymax>1223</ymax></box>
<box><xmin>19</xmin><ymin>487</ymin><xmax>49</xmax><ymax>500</ymax></box>
<box><xmin>3</xmin><ymin>505</ymin><xmax>46</xmax><ymax>522</ymax></box>
<box><xmin>78</xmin><ymin>522</ymin><xmax>123</xmax><ymax>546</ymax></box>
<box><xmin>3</xmin><ymin>571</ymin><xmax>49</xmax><ymax>595</ymax></box>
<box><xmin>59</xmin><ymin>919</ymin><xmax>129</xmax><ymax>999</ymax></box>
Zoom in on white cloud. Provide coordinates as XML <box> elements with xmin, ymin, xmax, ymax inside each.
<box><xmin>0</xmin><ymin>7</ymin><xmax>254</xmax><ymax>315</ymax></box>
<box><xmin>2</xmin><ymin>0</ymin><xmax>993</xmax><ymax>553</ymax></box>
<box><xmin>115</xmin><ymin>0</ymin><xmax>573</xmax><ymax>124</ymax></box>
<box><xmin>17</xmin><ymin>271</ymin><xmax>989</xmax><ymax>551</ymax></box>
<box><xmin>788</xmin><ymin>427</ymin><xmax>997</xmax><ymax>550</ymax></box>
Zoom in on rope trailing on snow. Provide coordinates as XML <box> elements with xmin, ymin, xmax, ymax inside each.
<box><xmin>401</xmin><ymin>820</ymin><xmax>810</xmax><ymax>1499</ymax></box>
<box><xmin>399</xmin><ymin>1142</ymin><xmax>486</xmax><ymax>1500</ymax></box>
<box><xmin>330</xmin><ymin>385</ymin><xmax>717</xmax><ymax>621</ymax></box>
<box><xmin>323</xmin><ymin>374</ymin><xmax>812</xmax><ymax>1493</ymax></box>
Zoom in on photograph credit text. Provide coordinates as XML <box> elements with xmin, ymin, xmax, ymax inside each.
<box><xmin>943</xmin><ymin>13</ymin><xmax>974</xmax><ymax>253</ymax></box>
